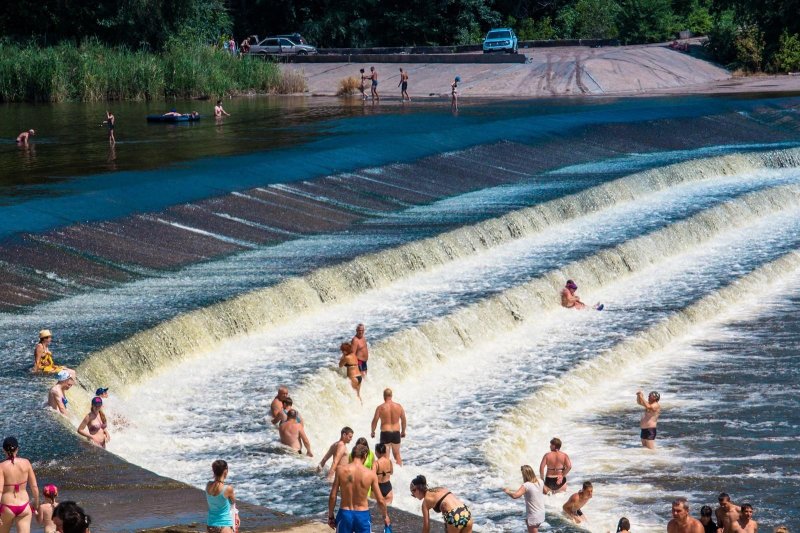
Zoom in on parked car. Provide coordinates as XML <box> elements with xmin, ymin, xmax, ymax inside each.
<box><xmin>482</xmin><ymin>28</ymin><xmax>518</xmax><ymax>53</ymax></box>
<box><xmin>275</xmin><ymin>33</ymin><xmax>308</xmax><ymax>45</ymax></box>
<box><xmin>249</xmin><ymin>37</ymin><xmax>317</xmax><ymax>56</ymax></box>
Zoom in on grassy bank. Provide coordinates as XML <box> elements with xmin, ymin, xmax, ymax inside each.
<box><xmin>0</xmin><ymin>41</ymin><xmax>305</xmax><ymax>102</ymax></box>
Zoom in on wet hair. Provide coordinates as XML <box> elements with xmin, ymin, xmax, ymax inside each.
<box><xmin>341</xmin><ymin>426</ymin><xmax>353</xmax><ymax>436</ymax></box>
<box><xmin>741</xmin><ymin>503</ymin><xmax>753</xmax><ymax>512</ymax></box>
<box><xmin>286</xmin><ymin>409</ymin><xmax>298</xmax><ymax>420</ymax></box>
<box><xmin>375</xmin><ymin>443</ymin><xmax>387</xmax><ymax>455</ymax></box>
<box><xmin>582</xmin><ymin>481</ymin><xmax>593</xmax><ymax>490</ymax></box>
<box><xmin>411</xmin><ymin>474</ymin><xmax>427</xmax><ymax>491</ymax></box>
<box><xmin>340</xmin><ymin>342</ymin><xmax>352</xmax><ymax>354</ymax></box>
<box><xmin>53</xmin><ymin>501</ymin><xmax>91</xmax><ymax>533</ymax></box>
<box><xmin>211</xmin><ymin>459</ymin><xmax>228</xmax><ymax>479</ymax></box>
<box><xmin>700</xmin><ymin>505</ymin><xmax>713</xmax><ymax>517</ymax></box>
<box><xmin>283</xmin><ymin>397</ymin><xmax>293</xmax><ymax>407</ymax></box>
<box><xmin>673</xmin><ymin>498</ymin><xmax>689</xmax><ymax>511</ymax></box>
<box><xmin>352</xmin><ymin>444</ymin><xmax>368</xmax><ymax>459</ymax></box>
<box><xmin>550</xmin><ymin>437</ymin><xmax>562</xmax><ymax>450</ymax></box>
<box><xmin>3</xmin><ymin>436</ymin><xmax>19</xmax><ymax>453</ymax></box>
<box><xmin>520</xmin><ymin>465</ymin><xmax>537</xmax><ymax>483</ymax></box>
<box><xmin>617</xmin><ymin>517</ymin><xmax>631</xmax><ymax>532</ymax></box>
<box><xmin>718</xmin><ymin>492</ymin><xmax>730</xmax><ymax>502</ymax></box>
<box><xmin>650</xmin><ymin>391</ymin><xmax>661</xmax><ymax>401</ymax></box>
<box><xmin>355</xmin><ymin>437</ymin><xmax>368</xmax><ymax>447</ymax></box>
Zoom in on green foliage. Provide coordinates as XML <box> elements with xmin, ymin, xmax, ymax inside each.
<box><xmin>0</xmin><ymin>41</ymin><xmax>292</xmax><ymax>102</ymax></box>
<box><xmin>773</xmin><ymin>31</ymin><xmax>800</xmax><ymax>73</ymax></box>
<box><xmin>705</xmin><ymin>9</ymin><xmax>738</xmax><ymax>64</ymax></box>
<box><xmin>733</xmin><ymin>24</ymin><xmax>764</xmax><ymax>71</ymax></box>
<box><xmin>515</xmin><ymin>17</ymin><xmax>558</xmax><ymax>40</ymax></box>
<box><xmin>685</xmin><ymin>1</ymin><xmax>713</xmax><ymax>35</ymax></box>
<box><xmin>572</xmin><ymin>0</ymin><xmax>620</xmax><ymax>39</ymax></box>
<box><xmin>616</xmin><ymin>0</ymin><xmax>677</xmax><ymax>43</ymax></box>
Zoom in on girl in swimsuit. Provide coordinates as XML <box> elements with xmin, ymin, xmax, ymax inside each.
<box><xmin>0</xmin><ymin>436</ymin><xmax>39</xmax><ymax>533</ymax></box>
<box><xmin>36</xmin><ymin>484</ymin><xmax>58</xmax><ymax>533</ymax></box>
<box><xmin>374</xmin><ymin>443</ymin><xmax>394</xmax><ymax>505</ymax></box>
<box><xmin>52</xmin><ymin>501</ymin><xmax>91</xmax><ymax>533</ymax></box>
<box><xmin>77</xmin><ymin>397</ymin><xmax>110</xmax><ymax>448</ymax></box>
<box><xmin>410</xmin><ymin>474</ymin><xmax>473</xmax><ymax>533</ymax></box>
<box><xmin>338</xmin><ymin>341</ymin><xmax>362</xmax><ymax>402</ymax></box>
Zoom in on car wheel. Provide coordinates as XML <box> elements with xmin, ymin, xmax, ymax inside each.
<box><xmin>298</xmin><ymin>50</ymin><xmax>308</xmax><ymax>56</ymax></box>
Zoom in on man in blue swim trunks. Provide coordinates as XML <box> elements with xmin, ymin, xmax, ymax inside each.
<box><xmin>352</xmin><ymin>324</ymin><xmax>369</xmax><ymax>379</ymax></box>
<box><xmin>328</xmin><ymin>443</ymin><xmax>390</xmax><ymax>532</ymax></box>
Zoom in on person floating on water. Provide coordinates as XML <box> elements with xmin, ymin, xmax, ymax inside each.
<box><xmin>539</xmin><ymin>437</ymin><xmax>571</xmax><ymax>494</ymax></box>
<box><xmin>561</xmin><ymin>280</ymin><xmax>603</xmax><ymax>310</ymax></box>
<box><xmin>102</xmin><ymin>111</ymin><xmax>115</xmax><ymax>143</ymax></box>
<box><xmin>371</xmin><ymin>388</ymin><xmax>407</xmax><ymax>466</ymax></box>
<box><xmin>328</xmin><ymin>443</ymin><xmax>390</xmax><ymax>532</ymax></box>
<box><xmin>668</xmin><ymin>498</ymin><xmax>705</xmax><ymax>533</ymax></box>
<box><xmin>637</xmin><ymin>390</ymin><xmax>661</xmax><ymax>449</ymax></box>
<box><xmin>162</xmin><ymin>109</ymin><xmax>199</xmax><ymax>119</ymax></box>
<box><xmin>32</xmin><ymin>329</ymin><xmax>74</xmax><ymax>375</ymax></box>
<box><xmin>48</xmin><ymin>370</ymin><xmax>75</xmax><ymax>415</ymax></box>
<box><xmin>16</xmin><ymin>129</ymin><xmax>35</xmax><ymax>145</ymax></box>
<box><xmin>352</xmin><ymin>323</ymin><xmax>369</xmax><ymax>379</ymax></box>
<box><xmin>317</xmin><ymin>426</ymin><xmax>354</xmax><ymax>481</ymax></box>
<box><xmin>562</xmin><ymin>481</ymin><xmax>592</xmax><ymax>524</ymax></box>
<box><xmin>214</xmin><ymin>100</ymin><xmax>230</xmax><ymax>118</ymax></box>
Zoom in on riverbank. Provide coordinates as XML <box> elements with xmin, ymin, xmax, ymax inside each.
<box><xmin>285</xmin><ymin>43</ymin><xmax>800</xmax><ymax>97</ymax></box>
<box><xmin>0</xmin><ymin>42</ymin><xmax>305</xmax><ymax>102</ymax></box>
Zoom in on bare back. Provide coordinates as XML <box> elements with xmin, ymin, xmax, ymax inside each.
<box><xmin>1</xmin><ymin>457</ymin><xmax>36</xmax><ymax>505</ymax></box>
<box><xmin>334</xmin><ymin>462</ymin><xmax>376</xmax><ymax>510</ymax></box>
<box><xmin>377</xmin><ymin>401</ymin><xmax>403</xmax><ymax>431</ymax></box>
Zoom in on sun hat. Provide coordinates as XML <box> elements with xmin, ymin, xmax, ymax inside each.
<box><xmin>95</xmin><ymin>387</ymin><xmax>108</xmax><ymax>396</ymax></box>
<box><xmin>39</xmin><ymin>329</ymin><xmax>52</xmax><ymax>339</ymax></box>
<box><xmin>91</xmin><ymin>397</ymin><xmax>103</xmax><ymax>407</ymax></box>
<box><xmin>43</xmin><ymin>484</ymin><xmax>58</xmax><ymax>497</ymax></box>
<box><xmin>56</xmin><ymin>370</ymin><xmax>71</xmax><ymax>382</ymax></box>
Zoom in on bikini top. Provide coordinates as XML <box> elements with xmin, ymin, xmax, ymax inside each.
<box><xmin>2</xmin><ymin>461</ymin><xmax>27</xmax><ymax>493</ymax></box>
<box><xmin>433</xmin><ymin>491</ymin><xmax>452</xmax><ymax>513</ymax></box>
<box><xmin>88</xmin><ymin>417</ymin><xmax>107</xmax><ymax>434</ymax></box>
<box><xmin>376</xmin><ymin>460</ymin><xmax>392</xmax><ymax>477</ymax></box>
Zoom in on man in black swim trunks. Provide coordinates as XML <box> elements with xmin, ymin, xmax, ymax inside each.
<box><xmin>637</xmin><ymin>390</ymin><xmax>661</xmax><ymax>449</ymax></box>
<box><xmin>562</xmin><ymin>481</ymin><xmax>592</xmax><ymax>524</ymax></box>
<box><xmin>371</xmin><ymin>388</ymin><xmax>407</xmax><ymax>465</ymax></box>
<box><xmin>539</xmin><ymin>437</ymin><xmax>572</xmax><ymax>493</ymax></box>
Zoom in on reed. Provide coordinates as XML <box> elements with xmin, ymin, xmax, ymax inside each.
<box><xmin>336</xmin><ymin>76</ymin><xmax>360</xmax><ymax>96</ymax></box>
<box><xmin>0</xmin><ymin>41</ymin><xmax>298</xmax><ymax>102</ymax></box>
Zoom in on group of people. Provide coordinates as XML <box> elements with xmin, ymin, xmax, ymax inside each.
<box><xmin>0</xmin><ymin>436</ymin><xmax>93</xmax><ymax>533</ymax></box>
<box><xmin>354</xmin><ymin>66</ymin><xmax>460</xmax><ymax>109</ymax></box>
<box><xmin>669</xmin><ymin>495</ymin><xmax>768</xmax><ymax>533</ymax></box>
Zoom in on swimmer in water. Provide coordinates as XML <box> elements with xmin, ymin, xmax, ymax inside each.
<box><xmin>278</xmin><ymin>410</ymin><xmax>313</xmax><ymax>456</ymax></box>
<box><xmin>637</xmin><ymin>390</ymin><xmax>661</xmax><ymax>449</ymax></box>
<box><xmin>32</xmin><ymin>329</ymin><xmax>74</xmax><ymax>375</ymax></box>
<box><xmin>317</xmin><ymin>427</ymin><xmax>354</xmax><ymax>481</ymax></box>
<box><xmin>48</xmin><ymin>370</ymin><xmax>75</xmax><ymax>415</ymax></box>
<box><xmin>16</xmin><ymin>129</ymin><xmax>35</xmax><ymax>145</ymax></box>
<box><xmin>562</xmin><ymin>481</ymin><xmax>593</xmax><ymax>524</ymax></box>
<box><xmin>214</xmin><ymin>100</ymin><xmax>230</xmax><ymax>118</ymax></box>
<box><xmin>561</xmin><ymin>280</ymin><xmax>603</xmax><ymax>310</ymax></box>
<box><xmin>669</xmin><ymin>498</ymin><xmax>705</xmax><ymax>533</ymax></box>
<box><xmin>539</xmin><ymin>437</ymin><xmax>571</xmax><ymax>494</ymax></box>
<box><xmin>338</xmin><ymin>341</ymin><xmax>362</xmax><ymax>403</ymax></box>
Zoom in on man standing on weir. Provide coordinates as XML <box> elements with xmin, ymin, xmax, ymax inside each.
<box><xmin>352</xmin><ymin>324</ymin><xmax>369</xmax><ymax>379</ymax></box>
<box><xmin>328</xmin><ymin>443</ymin><xmax>390</xmax><ymax>532</ymax></box>
<box><xmin>371</xmin><ymin>388</ymin><xmax>407</xmax><ymax>465</ymax></box>
<box><xmin>637</xmin><ymin>390</ymin><xmax>661</xmax><ymax>449</ymax></box>
<box><xmin>539</xmin><ymin>437</ymin><xmax>571</xmax><ymax>493</ymax></box>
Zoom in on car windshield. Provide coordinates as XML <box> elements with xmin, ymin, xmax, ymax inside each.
<box><xmin>486</xmin><ymin>31</ymin><xmax>511</xmax><ymax>39</ymax></box>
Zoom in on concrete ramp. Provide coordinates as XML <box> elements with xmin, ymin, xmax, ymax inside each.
<box><xmin>288</xmin><ymin>44</ymin><xmax>730</xmax><ymax>97</ymax></box>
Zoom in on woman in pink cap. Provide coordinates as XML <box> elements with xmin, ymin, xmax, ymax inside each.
<box><xmin>77</xmin><ymin>398</ymin><xmax>110</xmax><ymax>448</ymax></box>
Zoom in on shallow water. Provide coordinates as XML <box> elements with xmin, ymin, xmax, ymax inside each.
<box><xmin>3</xmin><ymin>94</ymin><xmax>800</xmax><ymax>532</ymax></box>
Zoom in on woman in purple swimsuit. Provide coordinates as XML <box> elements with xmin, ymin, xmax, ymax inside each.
<box><xmin>0</xmin><ymin>436</ymin><xmax>40</xmax><ymax>533</ymax></box>
<box><xmin>77</xmin><ymin>397</ymin><xmax>110</xmax><ymax>448</ymax></box>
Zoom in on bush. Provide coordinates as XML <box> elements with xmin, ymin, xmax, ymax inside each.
<box><xmin>336</xmin><ymin>76</ymin><xmax>360</xmax><ymax>96</ymax></box>
<box><xmin>734</xmin><ymin>25</ymin><xmax>765</xmax><ymax>72</ymax></box>
<box><xmin>616</xmin><ymin>0</ymin><xmax>677</xmax><ymax>44</ymax></box>
<box><xmin>685</xmin><ymin>1</ymin><xmax>713</xmax><ymax>36</ymax></box>
<box><xmin>705</xmin><ymin>9</ymin><xmax>738</xmax><ymax>64</ymax></box>
<box><xmin>773</xmin><ymin>31</ymin><xmax>800</xmax><ymax>73</ymax></box>
<box><xmin>573</xmin><ymin>0</ymin><xmax>620</xmax><ymax>39</ymax></box>
<box><xmin>0</xmin><ymin>41</ymin><xmax>294</xmax><ymax>102</ymax></box>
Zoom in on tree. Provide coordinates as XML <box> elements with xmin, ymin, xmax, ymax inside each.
<box><xmin>616</xmin><ymin>0</ymin><xmax>676</xmax><ymax>43</ymax></box>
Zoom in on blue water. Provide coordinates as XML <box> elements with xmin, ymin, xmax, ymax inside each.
<box><xmin>2</xmin><ymin>94</ymin><xmax>800</xmax><ymax>532</ymax></box>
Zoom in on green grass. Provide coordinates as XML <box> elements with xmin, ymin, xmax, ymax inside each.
<box><xmin>0</xmin><ymin>41</ymin><xmax>304</xmax><ymax>102</ymax></box>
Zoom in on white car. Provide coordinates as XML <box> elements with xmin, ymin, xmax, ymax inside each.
<box><xmin>249</xmin><ymin>37</ymin><xmax>317</xmax><ymax>56</ymax></box>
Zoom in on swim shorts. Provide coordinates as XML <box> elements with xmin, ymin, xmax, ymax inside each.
<box><xmin>357</xmin><ymin>359</ymin><xmax>367</xmax><ymax>372</ymax></box>
<box><xmin>544</xmin><ymin>476</ymin><xmax>566</xmax><ymax>491</ymax></box>
<box><xmin>336</xmin><ymin>509</ymin><xmax>371</xmax><ymax>533</ymax></box>
<box><xmin>401</xmin><ymin>81</ymin><xmax>408</xmax><ymax>91</ymax></box>
<box><xmin>576</xmin><ymin>509</ymin><xmax>584</xmax><ymax>517</ymax></box>
<box><xmin>380</xmin><ymin>431</ymin><xmax>401</xmax><ymax>444</ymax></box>
<box><xmin>443</xmin><ymin>505</ymin><xmax>471</xmax><ymax>528</ymax></box>
<box><xmin>372</xmin><ymin>80</ymin><xmax>378</xmax><ymax>87</ymax></box>
<box><xmin>640</xmin><ymin>427</ymin><xmax>657</xmax><ymax>440</ymax></box>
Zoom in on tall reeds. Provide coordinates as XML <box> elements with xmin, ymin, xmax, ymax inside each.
<box><xmin>0</xmin><ymin>40</ymin><xmax>304</xmax><ymax>102</ymax></box>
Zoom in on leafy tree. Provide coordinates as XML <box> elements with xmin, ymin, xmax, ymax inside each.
<box><xmin>704</xmin><ymin>9</ymin><xmax>738</xmax><ymax>64</ymax></box>
<box><xmin>773</xmin><ymin>31</ymin><xmax>800</xmax><ymax>72</ymax></box>
<box><xmin>616</xmin><ymin>0</ymin><xmax>677</xmax><ymax>43</ymax></box>
<box><xmin>572</xmin><ymin>0</ymin><xmax>620</xmax><ymax>38</ymax></box>
<box><xmin>685</xmin><ymin>1</ymin><xmax>713</xmax><ymax>35</ymax></box>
